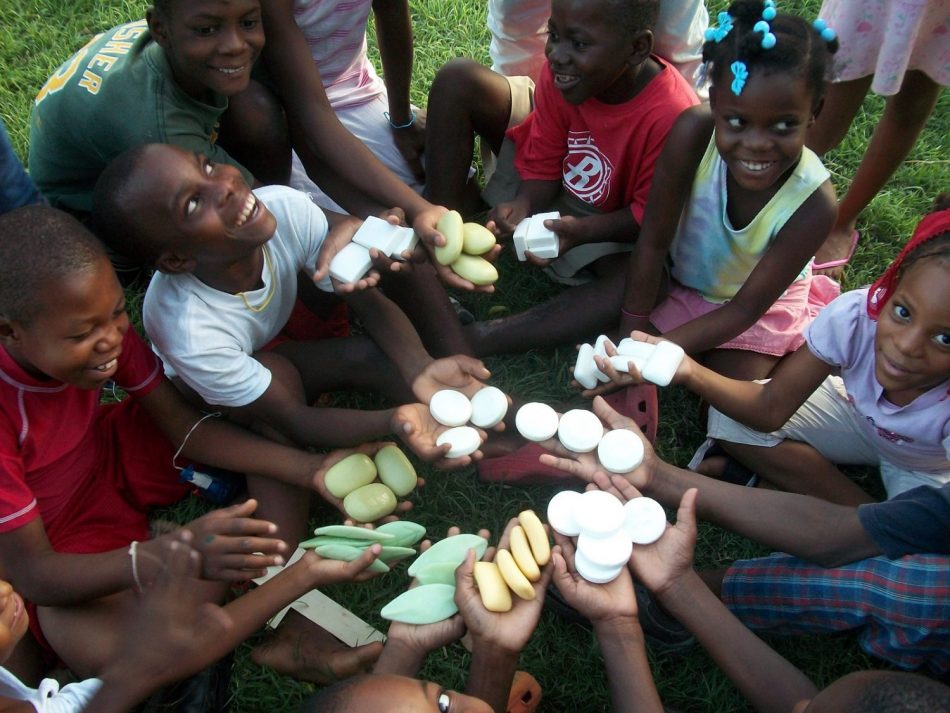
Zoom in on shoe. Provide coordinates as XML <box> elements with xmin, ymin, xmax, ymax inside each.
<box><xmin>507</xmin><ymin>670</ymin><xmax>542</xmax><ymax>713</ymax></box>
<box><xmin>449</xmin><ymin>295</ymin><xmax>475</xmax><ymax>325</ymax></box>
<box><xmin>634</xmin><ymin>584</ymin><xmax>695</xmax><ymax>655</ymax></box>
<box><xmin>812</xmin><ymin>229</ymin><xmax>859</xmax><ymax>271</ymax></box>
<box><xmin>603</xmin><ymin>383</ymin><xmax>659</xmax><ymax>444</ymax></box>
<box><xmin>688</xmin><ymin>439</ymin><xmax>758</xmax><ymax>487</ymax></box>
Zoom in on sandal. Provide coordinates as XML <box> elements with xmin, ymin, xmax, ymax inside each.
<box><xmin>812</xmin><ymin>229</ymin><xmax>859</xmax><ymax>271</ymax></box>
<box><xmin>688</xmin><ymin>439</ymin><xmax>758</xmax><ymax>487</ymax></box>
<box><xmin>507</xmin><ymin>670</ymin><xmax>542</xmax><ymax>713</ymax></box>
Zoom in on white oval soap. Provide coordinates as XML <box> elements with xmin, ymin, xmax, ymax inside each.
<box><xmin>515</xmin><ymin>402</ymin><xmax>559</xmax><ymax>442</ymax></box>
<box><xmin>577</xmin><ymin>530</ymin><xmax>633</xmax><ymax>568</ymax></box>
<box><xmin>557</xmin><ymin>409</ymin><xmax>604</xmax><ymax>453</ymax></box>
<box><xmin>546</xmin><ymin>490</ymin><xmax>582</xmax><ymax>536</ymax></box>
<box><xmin>573</xmin><ymin>547</ymin><xmax>623</xmax><ymax>584</ymax></box>
<box><xmin>429</xmin><ymin>389</ymin><xmax>473</xmax><ymax>427</ymax></box>
<box><xmin>597</xmin><ymin>429</ymin><xmax>644</xmax><ymax>473</ymax></box>
<box><xmin>469</xmin><ymin>386</ymin><xmax>508</xmax><ymax>428</ymax></box>
<box><xmin>574</xmin><ymin>490</ymin><xmax>624</xmax><ymax>537</ymax></box>
<box><xmin>436</xmin><ymin>426</ymin><xmax>481</xmax><ymax>458</ymax></box>
<box><xmin>623</xmin><ymin>497</ymin><xmax>667</xmax><ymax>545</ymax></box>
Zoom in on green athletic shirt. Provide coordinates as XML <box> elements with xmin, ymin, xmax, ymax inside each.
<box><xmin>29</xmin><ymin>20</ymin><xmax>253</xmax><ymax>214</ymax></box>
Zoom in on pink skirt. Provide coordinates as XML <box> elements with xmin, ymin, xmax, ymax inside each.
<box><xmin>651</xmin><ymin>274</ymin><xmax>841</xmax><ymax>357</ymax></box>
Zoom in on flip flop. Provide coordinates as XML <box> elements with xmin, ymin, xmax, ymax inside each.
<box><xmin>507</xmin><ymin>670</ymin><xmax>542</xmax><ymax>713</ymax></box>
<box><xmin>812</xmin><ymin>229</ymin><xmax>859</xmax><ymax>271</ymax></box>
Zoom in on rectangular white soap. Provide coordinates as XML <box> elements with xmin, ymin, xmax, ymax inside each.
<box><xmin>351</xmin><ymin>216</ymin><xmax>402</xmax><ymax>255</ymax></box>
<box><xmin>609</xmin><ymin>355</ymin><xmax>648</xmax><ymax>373</ymax></box>
<box><xmin>525</xmin><ymin>212</ymin><xmax>560</xmax><ymax>259</ymax></box>
<box><xmin>617</xmin><ymin>338</ymin><xmax>656</xmax><ymax>362</ymax></box>
<box><xmin>389</xmin><ymin>226</ymin><xmax>418</xmax><ymax>259</ymax></box>
<box><xmin>329</xmin><ymin>242</ymin><xmax>373</xmax><ymax>284</ymax></box>
<box><xmin>513</xmin><ymin>217</ymin><xmax>530</xmax><ymax>261</ymax></box>
<box><xmin>641</xmin><ymin>340</ymin><xmax>685</xmax><ymax>387</ymax></box>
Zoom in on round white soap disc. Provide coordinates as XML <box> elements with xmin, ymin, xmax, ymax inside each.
<box><xmin>597</xmin><ymin>429</ymin><xmax>644</xmax><ymax>474</ymax></box>
<box><xmin>469</xmin><ymin>386</ymin><xmax>508</xmax><ymax>428</ymax></box>
<box><xmin>436</xmin><ymin>426</ymin><xmax>481</xmax><ymax>459</ymax></box>
<box><xmin>577</xmin><ymin>530</ymin><xmax>633</xmax><ymax>568</ymax></box>
<box><xmin>623</xmin><ymin>497</ymin><xmax>667</xmax><ymax>545</ymax></box>
<box><xmin>515</xmin><ymin>402</ymin><xmax>560</xmax><ymax>442</ymax></box>
<box><xmin>547</xmin><ymin>490</ymin><xmax>583</xmax><ymax>536</ymax></box>
<box><xmin>429</xmin><ymin>390</ymin><xmax>473</xmax><ymax>427</ymax></box>
<box><xmin>574</xmin><ymin>490</ymin><xmax>624</xmax><ymax>537</ymax></box>
<box><xmin>574</xmin><ymin>547</ymin><xmax>623</xmax><ymax>584</ymax></box>
<box><xmin>557</xmin><ymin>409</ymin><xmax>605</xmax><ymax>453</ymax></box>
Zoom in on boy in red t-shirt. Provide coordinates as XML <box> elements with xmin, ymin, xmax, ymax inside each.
<box><xmin>0</xmin><ymin>206</ymin><xmax>385</xmax><ymax>681</ymax></box>
<box><xmin>424</xmin><ymin>0</ymin><xmax>697</xmax><ymax>356</ymax></box>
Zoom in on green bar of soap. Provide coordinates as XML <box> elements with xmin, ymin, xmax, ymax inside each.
<box><xmin>377</xmin><ymin>545</ymin><xmax>417</xmax><ymax>563</ymax></box>
<box><xmin>413</xmin><ymin>562</ymin><xmax>459</xmax><ymax>585</ymax></box>
<box><xmin>374</xmin><ymin>521</ymin><xmax>426</xmax><ymax>548</ymax></box>
<box><xmin>313</xmin><ymin>544</ymin><xmax>390</xmax><ymax>574</ymax></box>
<box><xmin>374</xmin><ymin>445</ymin><xmax>417</xmax><ymax>497</ymax></box>
<box><xmin>312</xmin><ymin>525</ymin><xmax>394</xmax><ymax>542</ymax></box>
<box><xmin>407</xmin><ymin>534</ymin><xmax>488</xmax><ymax>578</ymax></box>
<box><xmin>381</xmin><ymin>583</ymin><xmax>458</xmax><ymax>624</ymax></box>
<box><xmin>343</xmin><ymin>483</ymin><xmax>398</xmax><ymax>523</ymax></box>
<box><xmin>323</xmin><ymin>453</ymin><xmax>378</xmax><ymax>498</ymax></box>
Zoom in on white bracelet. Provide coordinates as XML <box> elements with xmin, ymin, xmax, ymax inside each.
<box><xmin>128</xmin><ymin>540</ymin><xmax>143</xmax><ymax>591</ymax></box>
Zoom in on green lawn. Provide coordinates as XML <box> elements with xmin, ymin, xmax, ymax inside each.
<box><xmin>0</xmin><ymin>1</ymin><xmax>946</xmax><ymax>711</ymax></box>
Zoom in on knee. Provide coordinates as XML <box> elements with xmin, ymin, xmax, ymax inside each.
<box><xmin>221</xmin><ymin>80</ymin><xmax>289</xmax><ymax>148</ymax></box>
<box><xmin>430</xmin><ymin>58</ymin><xmax>495</xmax><ymax>108</ymax></box>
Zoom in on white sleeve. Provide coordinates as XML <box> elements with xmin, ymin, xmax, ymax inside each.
<box><xmin>804</xmin><ymin>289</ymin><xmax>866</xmax><ymax>371</ymax></box>
<box><xmin>31</xmin><ymin>678</ymin><xmax>103</xmax><ymax>713</ymax></box>
<box><xmin>277</xmin><ymin>188</ymin><xmax>333</xmax><ymax>292</ymax></box>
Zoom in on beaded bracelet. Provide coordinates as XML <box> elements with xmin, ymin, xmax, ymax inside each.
<box><xmin>384</xmin><ymin>110</ymin><xmax>416</xmax><ymax>129</ymax></box>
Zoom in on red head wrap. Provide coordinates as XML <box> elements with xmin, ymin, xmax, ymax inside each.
<box><xmin>866</xmin><ymin>208</ymin><xmax>950</xmax><ymax>320</ymax></box>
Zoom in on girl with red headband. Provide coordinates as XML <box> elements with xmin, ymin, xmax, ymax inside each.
<box><xmin>600</xmin><ymin>201</ymin><xmax>950</xmax><ymax>506</ymax></box>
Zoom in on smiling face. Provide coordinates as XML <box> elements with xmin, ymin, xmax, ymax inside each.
<box><xmin>710</xmin><ymin>69</ymin><xmax>816</xmax><ymax>193</ymax></box>
<box><xmin>0</xmin><ymin>580</ymin><xmax>29</xmax><ymax>665</ymax></box>
<box><xmin>544</xmin><ymin>0</ymin><xmax>646</xmax><ymax>105</ymax></box>
<box><xmin>128</xmin><ymin>144</ymin><xmax>276</xmax><ymax>270</ymax></box>
<box><xmin>1</xmin><ymin>255</ymin><xmax>128</xmax><ymax>390</ymax></box>
<box><xmin>148</xmin><ymin>0</ymin><xmax>264</xmax><ymax>102</ymax></box>
<box><xmin>873</xmin><ymin>258</ymin><xmax>950</xmax><ymax>406</ymax></box>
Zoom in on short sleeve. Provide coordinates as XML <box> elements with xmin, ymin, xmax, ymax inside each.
<box><xmin>0</xmin><ymin>449</ymin><xmax>39</xmax><ymax>533</ymax></box>
<box><xmin>509</xmin><ymin>67</ymin><xmax>570</xmax><ymax>182</ymax></box>
<box><xmin>805</xmin><ymin>289</ymin><xmax>867</xmax><ymax>371</ymax></box>
<box><xmin>857</xmin><ymin>484</ymin><xmax>950</xmax><ymax>557</ymax></box>
<box><xmin>163</xmin><ymin>333</ymin><xmax>272</xmax><ymax>408</ymax></box>
<box><xmin>268</xmin><ymin>188</ymin><xmax>332</xmax><ymax>292</ymax></box>
<box><xmin>114</xmin><ymin>328</ymin><xmax>164</xmax><ymax>397</ymax></box>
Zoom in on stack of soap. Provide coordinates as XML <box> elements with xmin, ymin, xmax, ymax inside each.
<box><xmin>547</xmin><ymin>490</ymin><xmax>667</xmax><ymax>583</ymax></box>
<box><xmin>573</xmin><ymin>333</ymin><xmax>685</xmax><ymax>388</ymax></box>
<box><xmin>299</xmin><ymin>521</ymin><xmax>426</xmax><ymax>574</ymax></box>
<box><xmin>322</xmin><ymin>446</ymin><xmax>418</xmax><ymax>522</ymax></box>
<box><xmin>381</xmin><ymin>533</ymin><xmax>489</xmax><ymax>624</ymax></box>
<box><xmin>429</xmin><ymin>386</ymin><xmax>508</xmax><ymax>458</ymax></box>
<box><xmin>473</xmin><ymin>510</ymin><xmax>550</xmax><ymax>612</ymax></box>
<box><xmin>513</xmin><ymin>211</ymin><xmax>560</xmax><ymax>261</ymax></box>
<box><xmin>435</xmin><ymin>211</ymin><xmax>499</xmax><ymax>286</ymax></box>
<box><xmin>329</xmin><ymin>216</ymin><xmax>419</xmax><ymax>283</ymax></box>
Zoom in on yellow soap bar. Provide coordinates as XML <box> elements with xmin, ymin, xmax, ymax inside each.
<box><xmin>474</xmin><ymin>561</ymin><xmax>512</xmax><ymax>612</ymax></box>
<box><xmin>495</xmin><ymin>548</ymin><xmax>535</xmax><ymax>600</ymax></box>
<box><xmin>519</xmin><ymin>510</ymin><xmax>551</xmax><ymax>565</ymax></box>
<box><xmin>509</xmin><ymin>525</ymin><xmax>541</xmax><ymax>582</ymax></box>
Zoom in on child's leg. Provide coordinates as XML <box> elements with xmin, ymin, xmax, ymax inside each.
<box><xmin>816</xmin><ymin>71</ymin><xmax>942</xmax><ymax>272</ymax></box>
<box><xmin>703</xmin><ymin>348</ymin><xmax>780</xmax><ymax>381</ymax></box>
<box><xmin>806</xmin><ymin>76</ymin><xmax>873</xmax><ymax>156</ymax></box>
<box><xmin>218</xmin><ymin>79</ymin><xmax>293</xmax><ymax>186</ymax></box>
<box><xmin>424</xmin><ymin>59</ymin><xmax>516</xmax><ymax>211</ymax></box>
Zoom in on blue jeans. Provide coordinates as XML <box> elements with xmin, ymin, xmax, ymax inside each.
<box><xmin>0</xmin><ymin>118</ymin><xmax>43</xmax><ymax>214</ymax></box>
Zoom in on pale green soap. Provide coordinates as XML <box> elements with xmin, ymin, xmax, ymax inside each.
<box><xmin>343</xmin><ymin>483</ymin><xmax>398</xmax><ymax>523</ymax></box>
<box><xmin>374</xmin><ymin>521</ymin><xmax>426</xmax><ymax>548</ymax></box>
<box><xmin>374</xmin><ymin>445</ymin><xmax>417</xmax><ymax>497</ymax></box>
<box><xmin>323</xmin><ymin>453</ymin><xmax>378</xmax><ymax>498</ymax></box>
<box><xmin>312</xmin><ymin>525</ymin><xmax>394</xmax><ymax>542</ymax></box>
<box><xmin>413</xmin><ymin>562</ymin><xmax>459</xmax><ymax>585</ymax></box>
<box><xmin>314</xmin><ymin>544</ymin><xmax>390</xmax><ymax>574</ymax></box>
<box><xmin>407</xmin><ymin>534</ymin><xmax>488</xmax><ymax>577</ymax></box>
<box><xmin>377</xmin><ymin>546</ymin><xmax>417</xmax><ymax>563</ymax></box>
<box><xmin>381</xmin><ymin>584</ymin><xmax>458</xmax><ymax>624</ymax></box>
<box><xmin>300</xmin><ymin>535</ymin><xmax>385</xmax><ymax>550</ymax></box>
<box><xmin>461</xmin><ymin>222</ymin><xmax>496</xmax><ymax>255</ymax></box>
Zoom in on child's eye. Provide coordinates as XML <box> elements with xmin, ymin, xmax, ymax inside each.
<box><xmin>546</xmin><ymin>29</ymin><xmax>559</xmax><ymax>42</ymax></box>
<box><xmin>241</xmin><ymin>18</ymin><xmax>260</xmax><ymax>31</ymax></box>
<box><xmin>774</xmin><ymin>120</ymin><xmax>797</xmax><ymax>132</ymax></box>
<box><xmin>193</xmin><ymin>25</ymin><xmax>217</xmax><ymax>37</ymax></box>
<box><xmin>726</xmin><ymin>116</ymin><xmax>743</xmax><ymax>129</ymax></box>
<box><xmin>437</xmin><ymin>693</ymin><xmax>451</xmax><ymax>713</ymax></box>
<box><xmin>892</xmin><ymin>304</ymin><xmax>911</xmax><ymax>321</ymax></box>
<box><xmin>69</xmin><ymin>330</ymin><xmax>93</xmax><ymax>341</ymax></box>
<box><xmin>186</xmin><ymin>196</ymin><xmax>200</xmax><ymax>216</ymax></box>
<box><xmin>572</xmin><ymin>40</ymin><xmax>589</xmax><ymax>50</ymax></box>
<box><xmin>934</xmin><ymin>333</ymin><xmax>950</xmax><ymax>348</ymax></box>
<box><xmin>203</xmin><ymin>160</ymin><xmax>214</xmax><ymax>176</ymax></box>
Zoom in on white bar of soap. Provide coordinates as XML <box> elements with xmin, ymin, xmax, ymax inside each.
<box><xmin>513</xmin><ymin>218</ymin><xmax>530</xmax><ymax>261</ymax></box>
<box><xmin>436</xmin><ymin>426</ymin><xmax>481</xmax><ymax>458</ymax></box>
<box><xmin>597</xmin><ymin>429</ymin><xmax>644</xmax><ymax>473</ymax></box>
<box><xmin>329</xmin><ymin>242</ymin><xmax>373</xmax><ymax>284</ymax></box>
<box><xmin>617</xmin><ymin>338</ymin><xmax>655</xmax><ymax>361</ymax></box>
<box><xmin>389</xmin><ymin>227</ymin><xmax>418</xmax><ymax>260</ymax></box>
<box><xmin>351</xmin><ymin>216</ymin><xmax>402</xmax><ymax>256</ymax></box>
<box><xmin>524</xmin><ymin>212</ymin><xmax>559</xmax><ymax>259</ymax></box>
<box><xmin>623</xmin><ymin>497</ymin><xmax>667</xmax><ymax>545</ymax></box>
<box><xmin>574</xmin><ymin>490</ymin><xmax>624</xmax><ymax>537</ymax></box>
<box><xmin>429</xmin><ymin>389</ymin><xmax>473</xmax><ymax>427</ymax></box>
<box><xmin>641</xmin><ymin>340</ymin><xmax>685</xmax><ymax>387</ymax></box>
<box><xmin>469</xmin><ymin>386</ymin><xmax>508</xmax><ymax>428</ymax></box>
<box><xmin>608</xmin><ymin>355</ymin><xmax>648</xmax><ymax>373</ymax></box>
<box><xmin>592</xmin><ymin>335</ymin><xmax>616</xmax><ymax>382</ymax></box>
<box><xmin>547</xmin><ymin>490</ymin><xmax>583</xmax><ymax>536</ymax></box>
<box><xmin>573</xmin><ymin>343</ymin><xmax>599</xmax><ymax>390</ymax></box>
<box><xmin>515</xmin><ymin>402</ymin><xmax>559</xmax><ymax>442</ymax></box>
<box><xmin>557</xmin><ymin>408</ymin><xmax>604</xmax><ymax>453</ymax></box>
<box><xmin>574</xmin><ymin>546</ymin><xmax>623</xmax><ymax>584</ymax></box>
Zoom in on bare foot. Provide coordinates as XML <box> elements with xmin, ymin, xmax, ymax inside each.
<box><xmin>813</xmin><ymin>222</ymin><xmax>858</xmax><ymax>281</ymax></box>
<box><xmin>250</xmin><ymin>611</ymin><xmax>383</xmax><ymax>684</ymax></box>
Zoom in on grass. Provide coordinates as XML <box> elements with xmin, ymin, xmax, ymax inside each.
<box><xmin>0</xmin><ymin>1</ymin><xmax>946</xmax><ymax>711</ymax></box>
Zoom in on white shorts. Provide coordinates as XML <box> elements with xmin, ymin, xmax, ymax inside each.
<box><xmin>290</xmin><ymin>93</ymin><xmax>424</xmax><ymax>214</ymax></box>
<box><xmin>706</xmin><ymin>375</ymin><xmax>950</xmax><ymax>498</ymax></box>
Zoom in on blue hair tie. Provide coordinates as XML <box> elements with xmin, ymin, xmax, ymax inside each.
<box><xmin>754</xmin><ymin>15</ymin><xmax>777</xmax><ymax>49</ymax></box>
<box><xmin>730</xmin><ymin>61</ymin><xmax>749</xmax><ymax>95</ymax></box>
<box><xmin>705</xmin><ymin>11</ymin><xmax>734</xmax><ymax>43</ymax></box>
<box><xmin>813</xmin><ymin>18</ymin><xmax>837</xmax><ymax>42</ymax></box>
<box><xmin>763</xmin><ymin>0</ymin><xmax>777</xmax><ymax>21</ymax></box>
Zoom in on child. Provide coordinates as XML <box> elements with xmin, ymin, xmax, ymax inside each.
<box><xmin>0</xmin><ymin>119</ymin><xmax>43</xmax><ymax>215</ymax></box>
<box><xmin>92</xmin><ymin>143</ymin><xmax>488</xmax><ymax>463</ymax></box>
<box><xmin>806</xmin><ymin>0</ymin><xmax>949</xmax><ymax>279</ymax></box>
<box><xmin>425</xmin><ymin>0</ymin><xmax>698</xmax><ymax>355</ymax></box>
<box><xmin>620</xmin><ymin>0</ymin><xmax>839</xmax><ymax>381</ymax></box>
<box><xmin>541</xmin><ymin>396</ymin><xmax>949</xmax><ymax>674</ymax></box>
<box><xmin>610</xmin><ymin>203</ymin><xmax>950</xmax><ymax>506</ymax></box>
<box><xmin>0</xmin><ymin>205</ymin><xmax>392</xmax><ymax>681</ymax></box>
<box><xmin>28</xmin><ymin>0</ymin><xmax>287</xmax><ymax>220</ymax></box>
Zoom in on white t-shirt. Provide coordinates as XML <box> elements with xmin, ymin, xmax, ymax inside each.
<box><xmin>0</xmin><ymin>668</ymin><xmax>102</xmax><ymax>713</ymax></box>
<box><xmin>144</xmin><ymin>186</ymin><xmax>332</xmax><ymax>407</ymax></box>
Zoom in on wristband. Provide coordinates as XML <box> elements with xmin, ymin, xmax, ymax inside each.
<box><xmin>621</xmin><ymin>307</ymin><xmax>650</xmax><ymax>320</ymax></box>
<box><xmin>128</xmin><ymin>541</ymin><xmax>144</xmax><ymax>592</ymax></box>
<box><xmin>384</xmin><ymin>110</ymin><xmax>416</xmax><ymax>129</ymax></box>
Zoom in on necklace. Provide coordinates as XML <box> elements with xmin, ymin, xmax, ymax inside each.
<box><xmin>237</xmin><ymin>246</ymin><xmax>276</xmax><ymax>312</ymax></box>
